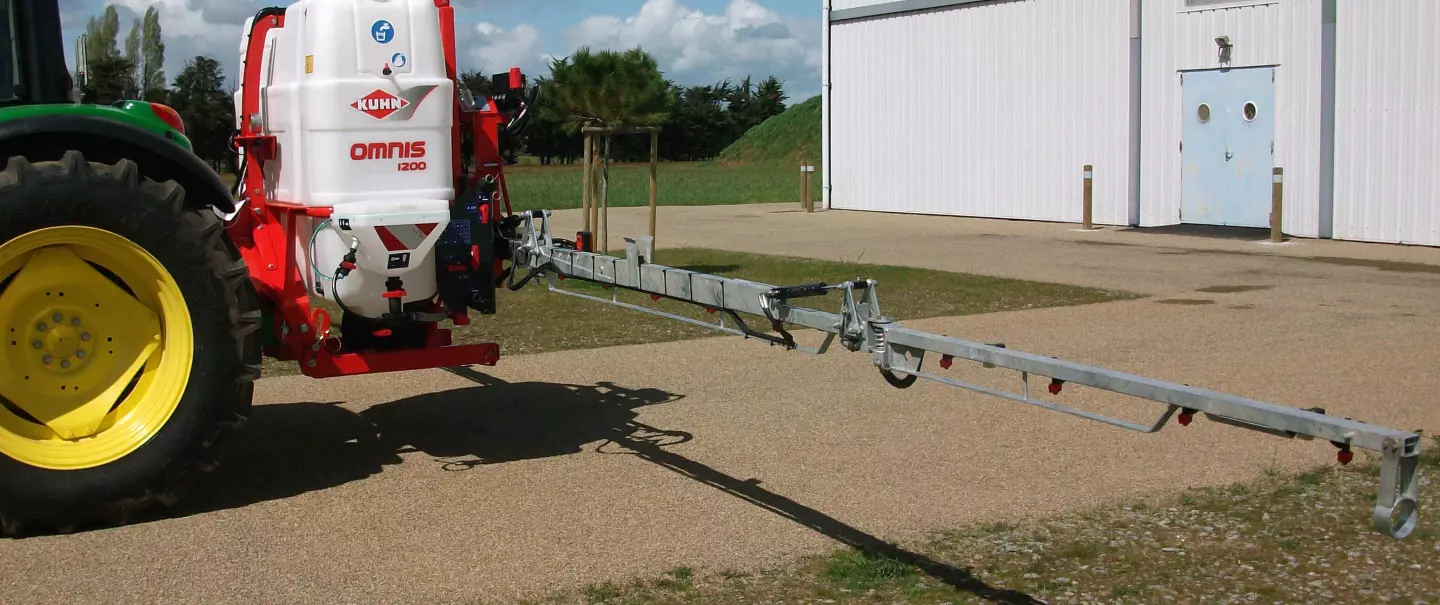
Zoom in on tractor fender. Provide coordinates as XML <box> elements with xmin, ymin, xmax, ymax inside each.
<box><xmin>0</xmin><ymin>113</ymin><xmax>236</xmax><ymax>214</ymax></box>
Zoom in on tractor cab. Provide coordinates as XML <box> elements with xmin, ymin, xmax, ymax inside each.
<box><xmin>0</xmin><ymin>0</ymin><xmax>75</xmax><ymax>107</ymax></box>
<box><xmin>1</xmin><ymin>0</ymin><xmax>14</xmax><ymax>103</ymax></box>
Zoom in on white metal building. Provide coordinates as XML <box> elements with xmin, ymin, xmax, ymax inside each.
<box><xmin>822</xmin><ymin>0</ymin><xmax>1440</xmax><ymax>246</ymax></box>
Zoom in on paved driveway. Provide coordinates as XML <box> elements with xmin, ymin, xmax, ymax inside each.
<box><xmin>5</xmin><ymin>205</ymin><xmax>1438</xmax><ymax>604</ymax></box>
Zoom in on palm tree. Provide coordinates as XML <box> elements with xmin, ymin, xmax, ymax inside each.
<box><xmin>545</xmin><ymin>47</ymin><xmax>672</xmax><ymax>245</ymax></box>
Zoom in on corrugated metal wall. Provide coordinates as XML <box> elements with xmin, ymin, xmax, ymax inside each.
<box><xmin>1139</xmin><ymin>0</ymin><xmax>1324</xmax><ymax>236</ymax></box>
<box><xmin>828</xmin><ymin>0</ymin><xmax>1133</xmax><ymax>224</ymax></box>
<box><xmin>1332</xmin><ymin>0</ymin><xmax>1440</xmax><ymax>246</ymax></box>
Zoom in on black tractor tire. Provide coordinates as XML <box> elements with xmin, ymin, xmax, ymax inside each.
<box><xmin>0</xmin><ymin>151</ymin><xmax>261</xmax><ymax>536</ymax></box>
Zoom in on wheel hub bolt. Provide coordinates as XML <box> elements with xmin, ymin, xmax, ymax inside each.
<box><xmin>53</xmin><ymin>313</ymin><xmax>63</xmax><ymax>323</ymax></box>
<box><xmin>71</xmin><ymin>318</ymin><xmax>81</xmax><ymax>327</ymax></box>
<box><xmin>42</xmin><ymin>355</ymin><xmax>52</xmax><ymax>365</ymax></box>
<box><xmin>60</xmin><ymin>360</ymin><xmax>71</xmax><ymax>369</ymax></box>
<box><xmin>75</xmin><ymin>351</ymin><xmax>86</xmax><ymax>359</ymax></box>
<box><xmin>32</xmin><ymin>341</ymin><xmax>42</xmax><ymax>350</ymax></box>
<box><xmin>36</xmin><ymin>323</ymin><xmax>47</xmax><ymax>332</ymax></box>
<box><xmin>80</xmin><ymin>333</ymin><xmax>91</xmax><ymax>342</ymax></box>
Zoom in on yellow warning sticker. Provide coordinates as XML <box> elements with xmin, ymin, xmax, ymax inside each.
<box><xmin>305</xmin><ymin>55</ymin><xmax>314</xmax><ymax>73</ymax></box>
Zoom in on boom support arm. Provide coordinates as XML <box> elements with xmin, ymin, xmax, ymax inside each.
<box><xmin>508</xmin><ymin>211</ymin><xmax>1423</xmax><ymax>539</ymax></box>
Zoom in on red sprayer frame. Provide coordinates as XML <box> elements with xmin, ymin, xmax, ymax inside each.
<box><xmin>225</xmin><ymin>2</ymin><xmax>515</xmax><ymax>378</ymax></box>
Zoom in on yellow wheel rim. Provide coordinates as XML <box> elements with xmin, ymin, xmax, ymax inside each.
<box><xmin>0</xmin><ymin>226</ymin><xmax>193</xmax><ymax>470</ymax></box>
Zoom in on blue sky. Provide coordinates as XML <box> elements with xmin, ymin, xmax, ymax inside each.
<box><xmin>59</xmin><ymin>0</ymin><xmax>823</xmax><ymax>100</ymax></box>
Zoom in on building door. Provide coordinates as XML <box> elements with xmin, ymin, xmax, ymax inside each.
<box><xmin>1181</xmin><ymin>67</ymin><xmax>1276</xmax><ymax>228</ymax></box>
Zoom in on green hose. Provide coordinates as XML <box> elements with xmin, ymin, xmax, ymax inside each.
<box><xmin>309</xmin><ymin>219</ymin><xmax>335</xmax><ymax>283</ymax></box>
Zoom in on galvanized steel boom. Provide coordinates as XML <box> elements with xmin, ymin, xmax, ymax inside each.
<box><xmin>508</xmin><ymin>210</ymin><xmax>1422</xmax><ymax>540</ymax></box>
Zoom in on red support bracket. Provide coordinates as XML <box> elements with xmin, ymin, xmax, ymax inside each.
<box><xmin>233</xmin><ymin>135</ymin><xmax>278</xmax><ymax>161</ymax></box>
<box><xmin>304</xmin><ymin>343</ymin><xmax>501</xmax><ymax>378</ymax></box>
<box><xmin>268</xmin><ymin>200</ymin><xmax>334</xmax><ymax>218</ymax></box>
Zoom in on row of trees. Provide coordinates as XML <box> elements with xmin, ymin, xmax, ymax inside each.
<box><xmin>463</xmin><ymin>49</ymin><xmax>789</xmax><ymax>165</ymax></box>
<box><xmin>81</xmin><ymin>59</ymin><xmax>234</xmax><ymax>175</ymax></box>
<box><xmin>79</xmin><ymin>6</ymin><xmax>235</xmax><ymax>172</ymax></box>
<box><xmin>499</xmin><ymin>47</ymin><xmax>788</xmax><ymax>225</ymax></box>
<box><xmin>82</xmin><ymin>5</ymin><xmax>166</xmax><ymax>102</ymax></box>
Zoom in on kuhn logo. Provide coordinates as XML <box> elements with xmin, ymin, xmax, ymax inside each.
<box><xmin>350</xmin><ymin>142</ymin><xmax>427</xmax><ymax>161</ymax></box>
<box><xmin>351</xmin><ymin>89</ymin><xmax>410</xmax><ymax>120</ymax></box>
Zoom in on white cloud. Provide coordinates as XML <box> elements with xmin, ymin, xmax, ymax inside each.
<box><xmin>561</xmin><ymin>0</ymin><xmax>820</xmax><ymax>96</ymax></box>
<box><xmin>109</xmin><ymin>0</ymin><xmax>250</xmax><ymax>88</ymax></box>
<box><xmin>183</xmin><ymin>0</ymin><xmax>268</xmax><ymax>25</ymax></box>
<box><xmin>58</xmin><ymin>0</ymin><xmax>94</xmax><ymax>23</ymax></box>
<box><xmin>465</xmin><ymin>22</ymin><xmax>546</xmax><ymax>76</ymax></box>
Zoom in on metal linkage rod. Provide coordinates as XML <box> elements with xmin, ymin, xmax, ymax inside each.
<box><xmin>508</xmin><ymin>211</ymin><xmax>1423</xmax><ymax>539</ymax></box>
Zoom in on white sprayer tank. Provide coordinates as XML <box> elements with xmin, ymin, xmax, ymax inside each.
<box><xmin>252</xmin><ymin>0</ymin><xmax>455</xmax><ymax>318</ymax></box>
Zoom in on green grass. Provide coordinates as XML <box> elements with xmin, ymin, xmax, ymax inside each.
<box><xmin>980</xmin><ymin>522</ymin><xmax>1015</xmax><ymax>534</ymax></box>
<box><xmin>824</xmin><ymin>551</ymin><xmax>917</xmax><ymax>590</ymax></box>
<box><xmin>507</xmin><ymin>95</ymin><xmax>824</xmax><ymax>211</ymax></box>
<box><xmin>261</xmin><ymin>247</ymin><xmax>1132</xmax><ymax>377</ymax></box>
<box><xmin>581</xmin><ymin>582</ymin><xmax>622</xmax><ymax>602</ymax></box>
<box><xmin>225</xmin><ymin>152</ymin><xmax>821</xmax><ymax>212</ymax></box>
<box><xmin>1420</xmin><ymin>432</ymin><xmax>1439</xmax><ymax>467</ymax></box>
<box><xmin>1053</xmin><ymin>538</ymin><xmax>1107</xmax><ymax>562</ymax></box>
<box><xmin>650</xmin><ymin>568</ymin><xmax>694</xmax><ymax>592</ymax></box>
<box><xmin>503</xmin><ymin>161</ymin><xmax>820</xmax><ymax>212</ymax></box>
<box><xmin>715</xmin><ymin>95</ymin><xmax>821</xmax><ymax>167</ymax></box>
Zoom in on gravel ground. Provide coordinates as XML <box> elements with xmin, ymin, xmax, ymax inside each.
<box><xmin>525</xmin><ymin>445</ymin><xmax>1439</xmax><ymax>605</ymax></box>
<box><xmin>4</xmin><ymin>205</ymin><xmax>1439</xmax><ymax>604</ymax></box>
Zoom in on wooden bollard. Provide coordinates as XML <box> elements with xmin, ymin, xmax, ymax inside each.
<box><xmin>1271</xmin><ymin>167</ymin><xmax>1284</xmax><ymax>243</ymax></box>
<box><xmin>801</xmin><ymin>165</ymin><xmax>815</xmax><ymax>212</ymax></box>
<box><xmin>1082</xmin><ymin>164</ymin><xmax>1094</xmax><ymax>230</ymax></box>
<box><xmin>581</xmin><ymin>133</ymin><xmax>593</xmax><ymax>232</ymax></box>
<box><xmin>800</xmin><ymin>165</ymin><xmax>812</xmax><ymax>210</ymax></box>
<box><xmin>649</xmin><ymin>130</ymin><xmax>659</xmax><ymax>246</ymax></box>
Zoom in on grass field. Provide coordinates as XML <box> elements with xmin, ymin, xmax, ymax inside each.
<box><xmin>506</xmin><ymin>438</ymin><xmax>1440</xmax><ymax>605</ymax></box>
<box><xmin>223</xmin><ymin>160</ymin><xmax>822</xmax><ymax>212</ymax></box>
<box><xmin>715</xmin><ymin>95</ymin><xmax>821</xmax><ymax>167</ymax></box>
<box><xmin>504</xmin><ymin>162</ymin><xmax>822</xmax><ymax>212</ymax></box>
<box><xmin>261</xmin><ymin>247</ymin><xmax>1131</xmax><ymax>377</ymax></box>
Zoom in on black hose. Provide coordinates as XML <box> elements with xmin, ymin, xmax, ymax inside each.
<box><xmin>333</xmin><ymin>269</ymin><xmax>366</xmax><ymax>319</ymax></box>
<box><xmin>506</xmin><ymin>263</ymin><xmax>546</xmax><ymax>291</ymax></box>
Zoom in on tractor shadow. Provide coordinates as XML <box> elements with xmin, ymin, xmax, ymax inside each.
<box><xmin>181</xmin><ymin>367</ymin><xmax>684</xmax><ymax>512</ymax></box>
<box><xmin>177</xmin><ymin>366</ymin><xmax>1040</xmax><ymax>604</ymax></box>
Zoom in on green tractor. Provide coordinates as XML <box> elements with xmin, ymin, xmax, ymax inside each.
<box><xmin>0</xmin><ymin>0</ymin><xmax>260</xmax><ymax>534</ymax></box>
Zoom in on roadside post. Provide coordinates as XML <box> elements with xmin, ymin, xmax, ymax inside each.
<box><xmin>801</xmin><ymin>165</ymin><xmax>815</xmax><ymax>213</ymax></box>
<box><xmin>1082</xmin><ymin>164</ymin><xmax>1094</xmax><ymax>230</ymax></box>
<box><xmin>1271</xmin><ymin>167</ymin><xmax>1285</xmax><ymax>243</ymax></box>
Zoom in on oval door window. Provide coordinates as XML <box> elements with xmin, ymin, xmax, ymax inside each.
<box><xmin>1197</xmin><ymin>103</ymin><xmax>1211</xmax><ymax>123</ymax></box>
<box><xmin>1243</xmin><ymin>102</ymin><xmax>1259</xmax><ymax>121</ymax></box>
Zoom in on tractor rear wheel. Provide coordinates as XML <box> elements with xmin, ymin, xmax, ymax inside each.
<box><xmin>0</xmin><ymin>151</ymin><xmax>261</xmax><ymax>535</ymax></box>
